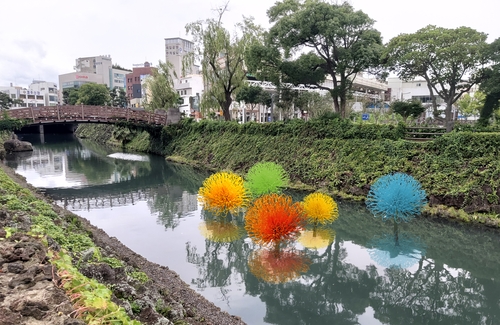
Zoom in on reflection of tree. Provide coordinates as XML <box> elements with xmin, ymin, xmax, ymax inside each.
<box><xmin>368</xmin><ymin>230</ymin><xmax>425</xmax><ymax>269</ymax></box>
<box><xmin>248</xmin><ymin>249</ymin><xmax>310</xmax><ymax>284</ymax></box>
<box><xmin>151</xmin><ymin>164</ymin><xmax>209</xmax><ymax>230</ymax></box>
<box><xmin>150</xmin><ymin>184</ymin><xmax>193</xmax><ymax>230</ymax></box>
<box><xmin>245</xmin><ymin>239</ymin><xmax>378</xmax><ymax>325</ymax></box>
<box><xmin>370</xmin><ymin>257</ymin><xmax>498</xmax><ymax>325</ymax></box>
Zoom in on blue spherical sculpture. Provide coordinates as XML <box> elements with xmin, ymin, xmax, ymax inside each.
<box><xmin>366</xmin><ymin>173</ymin><xmax>427</xmax><ymax>223</ymax></box>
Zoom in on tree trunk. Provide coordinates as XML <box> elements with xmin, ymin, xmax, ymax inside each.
<box><xmin>222</xmin><ymin>92</ymin><xmax>232</xmax><ymax>121</ymax></box>
<box><xmin>445</xmin><ymin>101</ymin><xmax>454</xmax><ymax>132</ymax></box>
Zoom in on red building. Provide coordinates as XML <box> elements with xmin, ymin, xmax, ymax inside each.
<box><xmin>126</xmin><ymin>62</ymin><xmax>154</xmax><ymax>105</ymax></box>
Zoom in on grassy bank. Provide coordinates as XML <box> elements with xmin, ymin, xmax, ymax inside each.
<box><xmin>75</xmin><ymin>120</ymin><xmax>500</xmax><ymax>228</ymax></box>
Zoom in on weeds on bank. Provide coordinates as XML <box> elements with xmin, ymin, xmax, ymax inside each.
<box><xmin>51</xmin><ymin>250</ymin><xmax>141</xmax><ymax>325</ymax></box>
<box><xmin>0</xmin><ymin>168</ymin><xmax>141</xmax><ymax>324</ymax></box>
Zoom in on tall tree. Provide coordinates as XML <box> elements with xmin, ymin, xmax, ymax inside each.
<box><xmin>265</xmin><ymin>0</ymin><xmax>383</xmax><ymax>118</ymax></box>
<box><xmin>186</xmin><ymin>7</ymin><xmax>262</xmax><ymax>121</ymax></box>
<box><xmin>144</xmin><ymin>61</ymin><xmax>179</xmax><ymax>111</ymax></box>
<box><xmin>385</xmin><ymin>25</ymin><xmax>489</xmax><ymax>131</ymax></box>
<box><xmin>478</xmin><ymin>38</ymin><xmax>500</xmax><ymax>126</ymax></box>
<box><xmin>76</xmin><ymin>83</ymin><xmax>111</xmax><ymax>106</ymax></box>
<box><xmin>0</xmin><ymin>92</ymin><xmax>24</xmax><ymax>110</ymax></box>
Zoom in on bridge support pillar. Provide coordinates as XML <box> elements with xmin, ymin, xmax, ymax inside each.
<box><xmin>39</xmin><ymin>124</ymin><xmax>45</xmax><ymax>143</ymax></box>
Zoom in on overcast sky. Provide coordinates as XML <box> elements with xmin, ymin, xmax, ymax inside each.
<box><xmin>1</xmin><ymin>0</ymin><xmax>499</xmax><ymax>88</ymax></box>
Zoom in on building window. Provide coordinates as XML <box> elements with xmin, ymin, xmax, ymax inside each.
<box><xmin>416</xmin><ymin>83</ymin><xmax>421</xmax><ymax>87</ymax></box>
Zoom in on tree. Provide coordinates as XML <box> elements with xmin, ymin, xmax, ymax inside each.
<box><xmin>76</xmin><ymin>83</ymin><xmax>111</xmax><ymax>106</ymax></box>
<box><xmin>235</xmin><ymin>84</ymin><xmax>266</xmax><ymax>110</ymax></box>
<box><xmin>456</xmin><ymin>92</ymin><xmax>484</xmax><ymax>120</ymax></box>
<box><xmin>265</xmin><ymin>0</ymin><xmax>383</xmax><ymax>118</ymax></box>
<box><xmin>478</xmin><ymin>38</ymin><xmax>500</xmax><ymax>126</ymax></box>
<box><xmin>294</xmin><ymin>91</ymin><xmax>334</xmax><ymax>119</ymax></box>
<box><xmin>144</xmin><ymin>61</ymin><xmax>179</xmax><ymax>111</ymax></box>
<box><xmin>391</xmin><ymin>100</ymin><xmax>426</xmax><ymax>123</ymax></box>
<box><xmin>385</xmin><ymin>25</ymin><xmax>489</xmax><ymax>131</ymax></box>
<box><xmin>109</xmin><ymin>87</ymin><xmax>128</xmax><ymax>108</ymax></box>
<box><xmin>112</xmin><ymin>64</ymin><xmax>131</xmax><ymax>72</ymax></box>
<box><xmin>62</xmin><ymin>88</ymin><xmax>79</xmax><ymax>105</ymax></box>
<box><xmin>186</xmin><ymin>7</ymin><xmax>262</xmax><ymax>121</ymax></box>
<box><xmin>0</xmin><ymin>92</ymin><xmax>24</xmax><ymax>110</ymax></box>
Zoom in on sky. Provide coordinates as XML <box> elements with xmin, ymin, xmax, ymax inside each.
<box><xmin>1</xmin><ymin>0</ymin><xmax>499</xmax><ymax>88</ymax></box>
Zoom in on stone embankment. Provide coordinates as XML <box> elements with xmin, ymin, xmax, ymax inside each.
<box><xmin>0</xmin><ymin>162</ymin><xmax>246</xmax><ymax>325</ymax></box>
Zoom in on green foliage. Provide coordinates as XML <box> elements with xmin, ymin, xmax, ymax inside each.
<box><xmin>77</xmin><ymin>83</ymin><xmax>111</xmax><ymax>106</ymax></box>
<box><xmin>245</xmin><ymin>162</ymin><xmax>290</xmax><ymax>197</ymax></box>
<box><xmin>127</xmin><ymin>270</ymin><xmax>149</xmax><ymax>284</ymax></box>
<box><xmin>144</xmin><ymin>61</ymin><xmax>179</xmax><ymax>110</ymax></box>
<box><xmin>385</xmin><ymin>25</ymin><xmax>489</xmax><ymax>130</ymax></box>
<box><xmin>186</xmin><ymin>15</ymin><xmax>262</xmax><ymax>120</ymax></box>
<box><xmin>266</xmin><ymin>1</ymin><xmax>383</xmax><ymax>118</ymax></box>
<box><xmin>109</xmin><ymin>87</ymin><xmax>128</xmax><ymax>108</ymax></box>
<box><xmin>0</xmin><ymin>116</ymin><xmax>28</xmax><ymax>132</ymax></box>
<box><xmin>155</xmin><ymin>300</ymin><xmax>172</xmax><ymax>317</ymax></box>
<box><xmin>0</xmin><ymin>167</ymin><xmax>139</xmax><ymax>324</ymax></box>
<box><xmin>51</xmin><ymin>251</ymin><xmax>141</xmax><ymax>325</ymax></box>
<box><xmin>235</xmin><ymin>84</ymin><xmax>269</xmax><ymax>109</ymax></box>
<box><xmin>0</xmin><ymin>92</ymin><xmax>24</xmax><ymax>109</ymax></box>
<box><xmin>63</xmin><ymin>88</ymin><xmax>80</xmax><ymax>105</ymax></box>
<box><xmin>391</xmin><ymin>100</ymin><xmax>426</xmax><ymax>122</ymax></box>
<box><xmin>456</xmin><ymin>92</ymin><xmax>484</xmax><ymax>118</ymax></box>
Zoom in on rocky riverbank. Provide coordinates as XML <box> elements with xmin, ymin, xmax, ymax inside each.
<box><xmin>0</xmin><ymin>162</ymin><xmax>246</xmax><ymax>325</ymax></box>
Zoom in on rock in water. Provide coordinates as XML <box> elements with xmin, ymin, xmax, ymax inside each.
<box><xmin>3</xmin><ymin>134</ymin><xmax>33</xmax><ymax>152</ymax></box>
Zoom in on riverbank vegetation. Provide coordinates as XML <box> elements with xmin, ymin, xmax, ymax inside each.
<box><xmin>75</xmin><ymin>116</ymin><xmax>500</xmax><ymax>228</ymax></box>
<box><xmin>0</xmin><ymin>138</ymin><xmax>243</xmax><ymax>324</ymax></box>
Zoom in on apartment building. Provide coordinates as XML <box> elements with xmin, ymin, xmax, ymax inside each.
<box><xmin>29</xmin><ymin>80</ymin><xmax>59</xmax><ymax>106</ymax></box>
<box><xmin>0</xmin><ymin>86</ymin><xmax>43</xmax><ymax>108</ymax></box>
<box><xmin>126</xmin><ymin>62</ymin><xmax>154</xmax><ymax>105</ymax></box>
<box><xmin>164</xmin><ymin>37</ymin><xmax>199</xmax><ymax>80</ymax></box>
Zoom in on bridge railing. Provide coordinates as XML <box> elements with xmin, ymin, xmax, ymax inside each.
<box><xmin>0</xmin><ymin>105</ymin><xmax>177</xmax><ymax>126</ymax></box>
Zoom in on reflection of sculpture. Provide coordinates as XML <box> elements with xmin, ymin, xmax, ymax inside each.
<box><xmin>366</xmin><ymin>173</ymin><xmax>427</xmax><ymax>223</ymax></box>
<box><xmin>245</xmin><ymin>162</ymin><xmax>289</xmax><ymax>197</ymax></box>
<box><xmin>199</xmin><ymin>220</ymin><xmax>243</xmax><ymax>243</ymax></box>
<box><xmin>368</xmin><ymin>232</ymin><xmax>425</xmax><ymax>269</ymax></box>
<box><xmin>245</xmin><ymin>194</ymin><xmax>306</xmax><ymax>249</ymax></box>
<box><xmin>248</xmin><ymin>249</ymin><xmax>311</xmax><ymax>284</ymax></box>
<box><xmin>198</xmin><ymin>172</ymin><xmax>249</xmax><ymax>216</ymax></box>
<box><xmin>298</xmin><ymin>228</ymin><xmax>335</xmax><ymax>250</ymax></box>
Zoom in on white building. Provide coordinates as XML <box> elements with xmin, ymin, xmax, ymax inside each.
<box><xmin>0</xmin><ymin>85</ymin><xmax>45</xmax><ymax>108</ymax></box>
<box><xmin>59</xmin><ymin>55</ymin><xmax>130</xmax><ymax>103</ymax></box>
<box><xmin>28</xmin><ymin>80</ymin><xmax>59</xmax><ymax>106</ymax></box>
<box><xmin>164</xmin><ymin>37</ymin><xmax>199</xmax><ymax>80</ymax></box>
<box><xmin>387</xmin><ymin>77</ymin><xmax>454</xmax><ymax>120</ymax></box>
<box><xmin>174</xmin><ymin>74</ymin><xmax>204</xmax><ymax>117</ymax></box>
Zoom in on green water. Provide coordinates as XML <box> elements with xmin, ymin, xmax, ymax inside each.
<box><xmin>6</xmin><ymin>133</ymin><xmax>500</xmax><ymax>325</ymax></box>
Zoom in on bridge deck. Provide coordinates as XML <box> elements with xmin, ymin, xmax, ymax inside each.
<box><xmin>1</xmin><ymin>105</ymin><xmax>180</xmax><ymax>126</ymax></box>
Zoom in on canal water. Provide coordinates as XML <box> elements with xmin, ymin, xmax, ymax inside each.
<box><xmin>5</xmin><ymin>133</ymin><xmax>500</xmax><ymax>325</ymax></box>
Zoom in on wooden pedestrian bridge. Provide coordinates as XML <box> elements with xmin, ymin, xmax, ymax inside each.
<box><xmin>1</xmin><ymin>105</ymin><xmax>181</xmax><ymax>126</ymax></box>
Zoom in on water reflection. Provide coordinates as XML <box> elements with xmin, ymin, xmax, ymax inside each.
<box><xmin>6</xmin><ymin>134</ymin><xmax>500</xmax><ymax>325</ymax></box>
<box><xmin>368</xmin><ymin>232</ymin><xmax>425</xmax><ymax>269</ymax></box>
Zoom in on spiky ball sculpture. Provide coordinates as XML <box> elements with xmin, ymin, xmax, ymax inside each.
<box><xmin>198</xmin><ymin>171</ymin><xmax>249</xmax><ymax>216</ymax></box>
<box><xmin>302</xmin><ymin>192</ymin><xmax>339</xmax><ymax>226</ymax></box>
<box><xmin>366</xmin><ymin>173</ymin><xmax>427</xmax><ymax>223</ymax></box>
<box><xmin>245</xmin><ymin>193</ymin><xmax>305</xmax><ymax>247</ymax></box>
<box><xmin>245</xmin><ymin>162</ymin><xmax>289</xmax><ymax>197</ymax></box>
